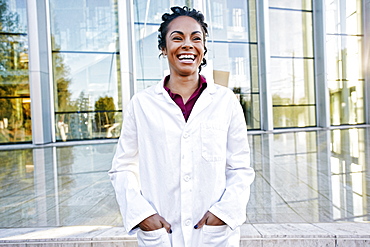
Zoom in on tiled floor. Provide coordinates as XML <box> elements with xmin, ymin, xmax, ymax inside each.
<box><xmin>0</xmin><ymin>127</ymin><xmax>369</xmax><ymax>245</ymax></box>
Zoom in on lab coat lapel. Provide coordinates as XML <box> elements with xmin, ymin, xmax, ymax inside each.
<box><xmin>187</xmin><ymin>79</ymin><xmax>216</xmax><ymax>122</ymax></box>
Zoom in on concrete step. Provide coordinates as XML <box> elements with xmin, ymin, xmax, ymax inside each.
<box><xmin>0</xmin><ymin>223</ymin><xmax>369</xmax><ymax>246</ymax></box>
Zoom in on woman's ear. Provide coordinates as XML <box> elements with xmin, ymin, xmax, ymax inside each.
<box><xmin>161</xmin><ymin>48</ymin><xmax>167</xmax><ymax>57</ymax></box>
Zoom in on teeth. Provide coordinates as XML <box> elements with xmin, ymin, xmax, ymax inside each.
<box><xmin>179</xmin><ymin>54</ymin><xmax>195</xmax><ymax>60</ymax></box>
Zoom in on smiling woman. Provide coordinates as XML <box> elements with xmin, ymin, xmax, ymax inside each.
<box><xmin>109</xmin><ymin>6</ymin><xmax>255</xmax><ymax>247</ymax></box>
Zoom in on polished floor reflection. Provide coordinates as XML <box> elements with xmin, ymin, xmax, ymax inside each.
<box><xmin>0</xmin><ymin>127</ymin><xmax>369</xmax><ymax>227</ymax></box>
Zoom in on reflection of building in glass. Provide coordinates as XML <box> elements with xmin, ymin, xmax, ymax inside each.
<box><xmin>0</xmin><ymin>0</ymin><xmax>368</xmax><ymax>145</ymax></box>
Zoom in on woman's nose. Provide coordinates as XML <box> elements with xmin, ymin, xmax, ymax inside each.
<box><xmin>182</xmin><ymin>39</ymin><xmax>193</xmax><ymax>49</ymax></box>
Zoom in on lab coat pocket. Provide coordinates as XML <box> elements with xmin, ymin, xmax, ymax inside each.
<box><xmin>137</xmin><ymin>227</ymin><xmax>171</xmax><ymax>247</ymax></box>
<box><xmin>202</xmin><ymin>224</ymin><xmax>231</xmax><ymax>246</ymax></box>
<box><xmin>201</xmin><ymin>123</ymin><xmax>227</xmax><ymax>162</ymax></box>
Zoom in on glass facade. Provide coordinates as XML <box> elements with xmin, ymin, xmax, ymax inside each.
<box><xmin>326</xmin><ymin>0</ymin><xmax>365</xmax><ymax>125</ymax></box>
<box><xmin>0</xmin><ymin>0</ymin><xmax>368</xmax><ymax>145</ymax></box>
<box><xmin>50</xmin><ymin>0</ymin><xmax>122</xmax><ymax>141</ymax></box>
<box><xmin>0</xmin><ymin>0</ymin><xmax>31</xmax><ymax>143</ymax></box>
<box><xmin>269</xmin><ymin>1</ymin><xmax>316</xmax><ymax>128</ymax></box>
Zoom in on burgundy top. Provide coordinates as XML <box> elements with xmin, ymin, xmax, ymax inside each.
<box><xmin>164</xmin><ymin>75</ymin><xmax>207</xmax><ymax>121</ymax></box>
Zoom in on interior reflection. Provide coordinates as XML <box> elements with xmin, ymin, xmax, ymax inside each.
<box><xmin>0</xmin><ymin>127</ymin><xmax>368</xmax><ymax>227</ymax></box>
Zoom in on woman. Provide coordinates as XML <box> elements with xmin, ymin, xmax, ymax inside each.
<box><xmin>109</xmin><ymin>6</ymin><xmax>255</xmax><ymax>247</ymax></box>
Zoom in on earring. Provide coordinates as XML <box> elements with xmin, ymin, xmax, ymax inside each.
<box><xmin>162</xmin><ymin>54</ymin><xmax>167</xmax><ymax>58</ymax></box>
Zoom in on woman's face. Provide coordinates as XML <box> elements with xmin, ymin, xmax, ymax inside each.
<box><xmin>162</xmin><ymin>16</ymin><xmax>205</xmax><ymax>77</ymax></box>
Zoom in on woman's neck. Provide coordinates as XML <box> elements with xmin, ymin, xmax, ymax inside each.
<box><xmin>167</xmin><ymin>73</ymin><xmax>200</xmax><ymax>103</ymax></box>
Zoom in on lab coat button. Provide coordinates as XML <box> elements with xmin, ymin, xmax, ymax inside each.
<box><xmin>185</xmin><ymin>219</ymin><xmax>191</xmax><ymax>226</ymax></box>
<box><xmin>183</xmin><ymin>133</ymin><xmax>189</xmax><ymax>139</ymax></box>
<box><xmin>184</xmin><ymin>175</ymin><xmax>190</xmax><ymax>182</ymax></box>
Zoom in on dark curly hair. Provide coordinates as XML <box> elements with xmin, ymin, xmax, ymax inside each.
<box><xmin>158</xmin><ymin>6</ymin><xmax>208</xmax><ymax>72</ymax></box>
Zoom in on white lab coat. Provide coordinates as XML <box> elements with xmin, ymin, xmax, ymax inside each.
<box><xmin>109</xmin><ymin>77</ymin><xmax>255</xmax><ymax>247</ymax></box>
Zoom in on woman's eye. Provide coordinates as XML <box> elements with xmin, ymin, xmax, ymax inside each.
<box><xmin>193</xmin><ymin>37</ymin><xmax>202</xmax><ymax>41</ymax></box>
<box><xmin>173</xmin><ymin>37</ymin><xmax>182</xmax><ymax>40</ymax></box>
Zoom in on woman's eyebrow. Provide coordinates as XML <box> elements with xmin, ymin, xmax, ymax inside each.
<box><xmin>170</xmin><ymin>31</ymin><xmax>184</xmax><ymax>36</ymax></box>
<box><xmin>169</xmin><ymin>31</ymin><xmax>202</xmax><ymax>36</ymax></box>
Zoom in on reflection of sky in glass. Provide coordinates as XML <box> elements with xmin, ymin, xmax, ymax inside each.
<box><xmin>270</xmin><ymin>59</ymin><xmax>315</xmax><ymax>104</ymax></box>
<box><xmin>269</xmin><ymin>10</ymin><xmax>313</xmax><ymax>58</ymax></box>
<box><xmin>50</xmin><ymin>0</ymin><xmax>121</xmax><ymax>112</ymax></box>
<box><xmin>268</xmin><ymin>8</ymin><xmax>313</xmax><ymax>103</ymax></box>
<box><xmin>62</xmin><ymin>53</ymin><xmax>119</xmax><ymax>108</ymax></box>
<box><xmin>50</xmin><ymin>0</ymin><xmax>119</xmax><ymax>52</ymax></box>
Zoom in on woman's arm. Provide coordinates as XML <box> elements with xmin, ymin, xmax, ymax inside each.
<box><xmin>207</xmin><ymin>96</ymin><xmax>255</xmax><ymax>230</ymax></box>
<box><xmin>108</xmin><ymin>102</ymin><xmax>158</xmax><ymax>234</ymax></box>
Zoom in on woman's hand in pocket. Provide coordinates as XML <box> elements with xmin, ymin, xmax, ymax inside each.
<box><xmin>194</xmin><ymin>211</ymin><xmax>226</xmax><ymax>229</ymax></box>
<box><xmin>139</xmin><ymin>214</ymin><xmax>172</xmax><ymax>233</ymax></box>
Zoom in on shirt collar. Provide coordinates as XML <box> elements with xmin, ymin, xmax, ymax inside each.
<box><xmin>155</xmin><ymin>74</ymin><xmax>215</xmax><ymax>94</ymax></box>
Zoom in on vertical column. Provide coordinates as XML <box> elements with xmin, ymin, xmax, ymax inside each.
<box><xmin>27</xmin><ymin>0</ymin><xmax>54</xmax><ymax>144</ymax></box>
<box><xmin>364</xmin><ymin>0</ymin><xmax>370</xmax><ymax>124</ymax></box>
<box><xmin>256</xmin><ymin>0</ymin><xmax>273</xmax><ymax>131</ymax></box>
<box><xmin>313</xmin><ymin>0</ymin><xmax>330</xmax><ymax>128</ymax></box>
<box><xmin>117</xmin><ymin>0</ymin><xmax>136</xmax><ymax>109</ymax></box>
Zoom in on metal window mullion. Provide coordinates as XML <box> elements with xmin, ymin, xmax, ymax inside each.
<box><xmin>313</xmin><ymin>0</ymin><xmax>330</xmax><ymax>128</ymax></box>
<box><xmin>363</xmin><ymin>0</ymin><xmax>370</xmax><ymax>124</ymax></box>
<box><xmin>117</xmin><ymin>0</ymin><xmax>136</xmax><ymax>109</ymax></box>
<box><xmin>256</xmin><ymin>0</ymin><xmax>273</xmax><ymax>131</ymax></box>
<box><xmin>27</xmin><ymin>0</ymin><xmax>54</xmax><ymax>144</ymax></box>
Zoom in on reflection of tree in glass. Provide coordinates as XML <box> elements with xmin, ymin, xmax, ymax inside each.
<box><xmin>0</xmin><ymin>1</ymin><xmax>20</xmax><ymax>33</ymax></box>
<box><xmin>94</xmin><ymin>96</ymin><xmax>115</xmax><ymax>133</ymax></box>
<box><xmin>0</xmin><ymin>1</ymin><xmax>30</xmax><ymax>142</ymax></box>
<box><xmin>53</xmin><ymin>48</ymin><xmax>75</xmax><ymax>112</ymax></box>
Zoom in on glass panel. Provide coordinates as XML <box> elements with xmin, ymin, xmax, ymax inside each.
<box><xmin>212</xmin><ymin>42</ymin><xmax>251</xmax><ymax>90</ymax></box>
<box><xmin>0</xmin><ymin>97</ymin><xmax>32</xmax><ymax>143</ymax></box>
<box><xmin>55</xmin><ymin>111</ymin><xmax>122</xmax><ymax>141</ymax></box>
<box><xmin>325</xmin><ymin>0</ymin><xmax>364</xmax><ymax>125</ymax></box>
<box><xmin>269</xmin><ymin>9</ymin><xmax>313</xmax><ymax>57</ymax></box>
<box><xmin>134</xmin><ymin>0</ymin><xmax>186</xmax><ymax>23</ymax></box>
<box><xmin>0</xmin><ymin>0</ymin><xmax>28</xmax><ymax>33</ymax></box>
<box><xmin>269</xmin><ymin>0</ymin><xmax>312</xmax><ymax>10</ymax></box>
<box><xmin>329</xmin><ymin>80</ymin><xmax>364</xmax><ymax>125</ymax></box>
<box><xmin>50</xmin><ymin>0</ymin><xmax>119</xmax><ymax>52</ymax></box>
<box><xmin>134</xmin><ymin>24</ymin><xmax>169</xmax><ymax>84</ymax></box>
<box><xmin>273</xmin><ymin>105</ymin><xmax>316</xmax><ymax>128</ymax></box>
<box><xmin>326</xmin><ymin>0</ymin><xmax>362</xmax><ymax>35</ymax></box>
<box><xmin>326</xmin><ymin>35</ymin><xmax>363</xmax><ymax>82</ymax></box>
<box><xmin>237</xmin><ymin>93</ymin><xmax>260</xmax><ymax>130</ymax></box>
<box><xmin>271</xmin><ymin>58</ymin><xmax>315</xmax><ymax>105</ymax></box>
<box><xmin>209</xmin><ymin>0</ymin><xmax>250</xmax><ymax>42</ymax></box>
<box><xmin>53</xmin><ymin>53</ymin><xmax>121</xmax><ymax>112</ymax></box>
<box><xmin>0</xmin><ymin>0</ymin><xmax>31</xmax><ymax>143</ymax></box>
